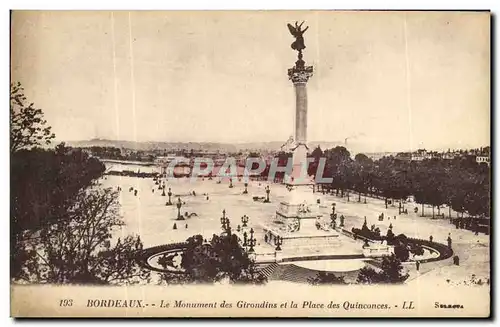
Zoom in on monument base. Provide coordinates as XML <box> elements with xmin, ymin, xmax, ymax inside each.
<box><xmin>262</xmin><ymin>224</ymin><xmax>341</xmax><ymax>250</ymax></box>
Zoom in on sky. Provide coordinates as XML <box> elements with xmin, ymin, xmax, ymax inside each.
<box><xmin>11</xmin><ymin>11</ymin><xmax>490</xmax><ymax>152</ymax></box>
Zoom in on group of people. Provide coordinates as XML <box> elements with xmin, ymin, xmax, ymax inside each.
<box><xmin>119</xmin><ymin>186</ymin><xmax>138</xmax><ymax>196</ymax></box>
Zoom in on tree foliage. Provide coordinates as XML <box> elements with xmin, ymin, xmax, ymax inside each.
<box><xmin>11</xmin><ymin>85</ymin><xmax>149</xmax><ymax>285</ymax></box>
<box><xmin>17</xmin><ymin>188</ymin><xmax>150</xmax><ymax>284</ymax></box>
<box><xmin>161</xmin><ymin>232</ymin><xmax>266</xmax><ymax>285</ymax></box>
<box><xmin>357</xmin><ymin>255</ymin><xmax>409</xmax><ymax>284</ymax></box>
<box><xmin>308</xmin><ymin>271</ymin><xmax>347</xmax><ymax>285</ymax></box>
<box><xmin>313</xmin><ymin>150</ymin><xmax>489</xmax><ymax>220</ymax></box>
<box><xmin>10</xmin><ymin>82</ymin><xmax>55</xmax><ymax>152</ymax></box>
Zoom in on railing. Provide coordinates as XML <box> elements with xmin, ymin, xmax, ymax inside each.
<box><xmin>346</xmin><ymin>230</ymin><xmax>454</xmax><ymax>263</ymax></box>
<box><xmin>405</xmin><ymin>237</ymin><xmax>454</xmax><ymax>263</ymax></box>
<box><xmin>281</xmin><ymin>253</ymin><xmax>364</xmax><ymax>262</ymax></box>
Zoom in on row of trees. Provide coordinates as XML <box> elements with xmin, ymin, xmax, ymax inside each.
<box><xmin>11</xmin><ymin>83</ymin><xmax>149</xmax><ymax>284</ymax></box>
<box><xmin>306</xmin><ymin>146</ymin><xmax>490</xmax><ymax>220</ymax></box>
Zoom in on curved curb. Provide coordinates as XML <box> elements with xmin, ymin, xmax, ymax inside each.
<box><xmin>136</xmin><ymin>242</ymin><xmax>189</xmax><ymax>274</ymax></box>
<box><xmin>407</xmin><ymin>237</ymin><xmax>454</xmax><ymax>263</ymax></box>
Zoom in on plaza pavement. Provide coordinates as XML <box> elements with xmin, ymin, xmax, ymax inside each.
<box><xmin>101</xmin><ymin>170</ymin><xmax>489</xmax><ymax>286</ymax></box>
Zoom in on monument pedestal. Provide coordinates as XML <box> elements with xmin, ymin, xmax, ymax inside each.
<box><xmin>262</xmin><ymin>183</ymin><xmax>341</xmax><ymax>253</ymax></box>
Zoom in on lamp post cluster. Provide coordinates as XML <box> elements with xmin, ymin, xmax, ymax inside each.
<box><xmin>153</xmin><ymin>175</ymin><xmax>185</xmax><ymax>221</ymax></box>
<box><xmin>220</xmin><ymin>209</ymin><xmax>231</xmax><ymax>234</ymax></box>
<box><xmin>330</xmin><ymin>203</ymin><xmax>337</xmax><ymax>229</ymax></box>
<box><xmin>241</xmin><ymin>215</ymin><xmax>249</xmax><ymax>227</ymax></box>
<box><xmin>166</xmin><ymin>187</ymin><xmax>173</xmax><ymax>206</ymax></box>
<box><xmin>245</xmin><ymin>228</ymin><xmax>256</xmax><ymax>253</ymax></box>
<box><xmin>274</xmin><ymin>235</ymin><xmax>283</xmax><ymax>251</ymax></box>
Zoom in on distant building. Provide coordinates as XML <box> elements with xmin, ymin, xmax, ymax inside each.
<box><xmin>366</xmin><ymin>152</ymin><xmax>396</xmax><ymax>161</ymax></box>
<box><xmin>155</xmin><ymin>156</ymin><xmax>189</xmax><ymax>165</ymax></box>
<box><xmin>442</xmin><ymin>152</ymin><xmax>457</xmax><ymax>160</ymax></box>
<box><xmin>411</xmin><ymin>149</ymin><xmax>428</xmax><ymax>161</ymax></box>
<box><xmin>476</xmin><ymin>155</ymin><xmax>490</xmax><ymax>166</ymax></box>
<box><xmin>395</xmin><ymin>152</ymin><xmax>412</xmax><ymax>161</ymax></box>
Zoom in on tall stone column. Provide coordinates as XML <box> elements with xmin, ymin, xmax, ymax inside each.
<box><xmin>287</xmin><ymin>62</ymin><xmax>313</xmax><ymax>184</ymax></box>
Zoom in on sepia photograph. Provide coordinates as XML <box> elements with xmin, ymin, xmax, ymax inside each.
<box><xmin>9</xmin><ymin>10</ymin><xmax>491</xmax><ymax>317</ymax></box>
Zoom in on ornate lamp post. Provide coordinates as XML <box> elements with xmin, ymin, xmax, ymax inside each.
<box><xmin>264</xmin><ymin>186</ymin><xmax>270</xmax><ymax>203</ymax></box>
<box><xmin>243</xmin><ymin>231</ymin><xmax>248</xmax><ymax>247</ymax></box>
<box><xmin>241</xmin><ymin>215</ymin><xmax>249</xmax><ymax>227</ymax></box>
<box><xmin>247</xmin><ymin>228</ymin><xmax>256</xmax><ymax>253</ymax></box>
<box><xmin>220</xmin><ymin>210</ymin><xmax>230</xmax><ymax>232</ymax></box>
<box><xmin>176</xmin><ymin>197</ymin><xmax>183</xmax><ymax>220</ymax></box>
<box><xmin>330</xmin><ymin>212</ymin><xmax>337</xmax><ymax>229</ymax></box>
<box><xmin>243</xmin><ymin>182</ymin><xmax>248</xmax><ymax>194</ymax></box>
<box><xmin>274</xmin><ymin>236</ymin><xmax>283</xmax><ymax>251</ymax></box>
<box><xmin>166</xmin><ymin>187</ymin><xmax>173</xmax><ymax>205</ymax></box>
<box><xmin>330</xmin><ymin>203</ymin><xmax>337</xmax><ymax>229</ymax></box>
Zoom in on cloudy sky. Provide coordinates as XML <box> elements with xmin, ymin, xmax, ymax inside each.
<box><xmin>11</xmin><ymin>11</ymin><xmax>490</xmax><ymax>152</ymax></box>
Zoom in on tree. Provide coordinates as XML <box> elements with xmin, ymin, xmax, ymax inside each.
<box><xmin>308</xmin><ymin>146</ymin><xmax>324</xmax><ymax>177</ymax></box>
<box><xmin>393</xmin><ymin>243</ymin><xmax>410</xmax><ymax>262</ymax></box>
<box><xmin>324</xmin><ymin>146</ymin><xmax>353</xmax><ymax>196</ymax></box>
<box><xmin>11</xmin><ymin>145</ymin><xmax>105</xmax><ymax>233</ymax></box>
<box><xmin>378</xmin><ymin>254</ymin><xmax>409</xmax><ymax>283</ymax></box>
<box><xmin>10</xmin><ymin>82</ymin><xmax>55</xmax><ymax>152</ymax></box>
<box><xmin>386</xmin><ymin>228</ymin><xmax>395</xmax><ymax>244</ymax></box>
<box><xmin>308</xmin><ymin>272</ymin><xmax>347</xmax><ymax>285</ymax></box>
<box><xmin>357</xmin><ymin>255</ymin><xmax>409</xmax><ymax>284</ymax></box>
<box><xmin>354</xmin><ymin>153</ymin><xmax>372</xmax><ymax>166</ymax></box>
<box><xmin>352</xmin><ymin>154</ymin><xmax>374</xmax><ymax>202</ymax></box>
<box><xmin>10</xmin><ymin>86</ymin><xmax>147</xmax><ymax>284</ymax></box>
<box><xmin>17</xmin><ymin>187</ymin><xmax>150</xmax><ymax>284</ymax></box>
<box><xmin>163</xmin><ymin>232</ymin><xmax>266</xmax><ymax>285</ymax></box>
<box><xmin>356</xmin><ymin>266</ymin><xmax>384</xmax><ymax>284</ymax></box>
<box><xmin>409</xmin><ymin>243</ymin><xmax>424</xmax><ymax>256</ymax></box>
<box><xmin>11</xmin><ymin>146</ymin><xmax>107</xmax><ymax>280</ymax></box>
